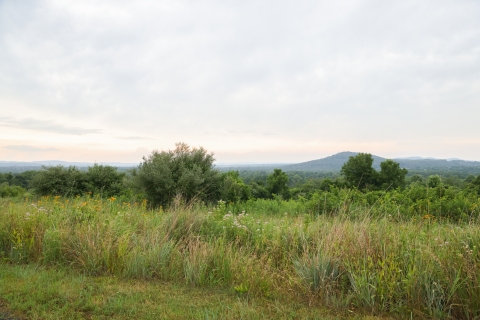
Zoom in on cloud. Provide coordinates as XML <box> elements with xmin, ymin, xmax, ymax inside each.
<box><xmin>0</xmin><ymin>117</ymin><xmax>101</xmax><ymax>135</ymax></box>
<box><xmin>0</xmin><ymin>1</ymin><xmax>479</xmax><ymax>161</ymax></box>
<box><xmin>3</xmin><ymin>145</ymin><xmax>59</xmax><ymax>152</ymax></box>
<box><xmin>115</xmin><ymin>136</ymin><xmax>154</xmax><ymax>140</ymax></box>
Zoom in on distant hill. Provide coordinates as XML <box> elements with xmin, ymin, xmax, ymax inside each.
<box><xmin>3</xmin><ymin>154</ymin><xmax>480</xmax><ymax>174</ymax></box>
<box><xmin>0</xmin><ymin>161</ymin><xmax>139</xmax><ymax>173</ymax></box>
<box><xmin>393</xmin><ymin>158</ymin><xmax>480</xmax><ymax>171</ymax></box>
<box><xmin>281</xmin><ymin>152</ymin><xmax>386</xmax><ymax>171</ymax></box>
<box><xmin>280</xmin><ymin>152</ymin><xmax>480</xmax><ymax>172</ymax></box>
<box><xmin>0</xmin><ymin>160</ymin><xmax>139</xmax><ymax>167</ymax></box>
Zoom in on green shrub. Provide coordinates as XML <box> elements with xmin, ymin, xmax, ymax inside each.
<box><xmin>0</xmin><ymin>183</ymin><xmax>26</xmax><ymax>198</ymax></box>
<box><xmin>31</xmin><ymin>165</ymin><xmax>126</xmax><ymax>198</ymax></box>
<box><xmin>219</xmin><ymin>171</ymin><xmax>251</xmax><ymax>203</ymax></box>
<box><xmin>31</xmin><ymin>166</ymin><xmax>87</xmax><ymax>197</ymax></box>
<box><xmin>85</xmin><ymin>164</ymin><xmax>125</xmax><ymax>197</ymax></box>
<box><xmin>132</xmin><ymin>142</ymin><xmax>221</xmax><ymax>207</ymax></box>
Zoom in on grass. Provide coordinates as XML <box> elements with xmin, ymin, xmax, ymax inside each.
<box><xmin>0</xmin><ymin>264</ymin><xmax>380</xmax><ymax>319</ymax></box>
<box><xmin>0</xmin><ymin>196</ymin><xmax>479</xmax><ymax>319</ymax></box>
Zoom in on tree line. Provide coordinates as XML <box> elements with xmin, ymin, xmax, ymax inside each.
<box><xmin>2</xmin><ymin>144</ymin><xmax>480</xmax><ymax>214</ymax></box>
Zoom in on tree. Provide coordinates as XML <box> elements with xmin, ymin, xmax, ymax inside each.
<box><xmin>340</xmin><ymin>153</ymin><xmax>378</xmax><ymax>190</ymax></box>
<box><xmin>32</xmin><ymin>166</ymin><xmax>87</xmax><ymax>197</ymax></box>
<box><xmin>133</xmin><ymin>142</ymin><xmax>221</xmax><ymax>207</ymax></box>
<box><xmin>410</xmin><ymin>174</ymin><xmax>424</xmax><ymax>184</ymax></box>
<box><xmin>267</xmin><ymin>169</ymin><xmax>290</xmax><ymax>199</ymax></box>
<box><xmin>379</xmin><ymin>159</ymin><xmax>408</xmax><ymax>189</ymax></box>
<box><xmin>220</xmin><ymin>171</ymin><xmax>251</xmax><ymax>203</ymax></box>
<box><xmin>85</xmin><ymin>164</ymin><xmax>125</xmax><ymax>197</ymax></box>
<box><xmin>250</xmin><ymin>181</ymin><xmax>270</xmax><ymax>199</ymax></box>
<box><xmin>466</xmin><ymin>174</ymin><xmax>480</xmax><ymax>195</ymax></box>
<box><xmin>427</xmin><ymin>175</ymin><xmax>442</xmax><ymax>188</ymax></box>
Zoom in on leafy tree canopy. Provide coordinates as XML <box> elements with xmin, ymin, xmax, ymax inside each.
<box><xmin>220</xmin><ymin>171</ymin><xmax>251</xmax><ymax>203</ymax></box>
<box><xmin>133</xmin><ymin>142</ymin><xmax>221</xmax><ymax>207</ymax></box>
<box><xmin>379</xmin><ymin>159</ymin><xmax>408</xmax><ymax>189</ymax></box>
<box><xmin>85</xmin><ymin>164</ymin><xmax>125</xmax><ymax>197</ymax></box>
<box><xmin>32</xmin><ymin>166</ymin><xmax>87</xmax><ymax>197</ymax></box>
<box><xmin>341</xmin><ymin>153</ymin><xmax>408</xmax><ymax>190</ymax></box>
<box><xmin>267</xmin><ymin>169</ymin><xmax>290</xmax><ymax>199</ymax></box>
<box><xmin>340</xmin><ymin>153</ymin><xmax>378</xmax><ymax>189</ymax></box>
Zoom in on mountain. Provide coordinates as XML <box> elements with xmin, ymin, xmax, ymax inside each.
<box><xmin>279</xmin><ymin>152</ymin><xmax>480</xmax><ymax>172</ymax></box>
<box><xmin>281</xmin><ymin>152</ymin><xmax>386</xmax><ymax>171</ymax></box>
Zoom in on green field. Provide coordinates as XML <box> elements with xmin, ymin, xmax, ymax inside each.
<box><xmin>1</xmin><ymin>196</ymin><xmax>479</xmax><ymax>319</ymax></box>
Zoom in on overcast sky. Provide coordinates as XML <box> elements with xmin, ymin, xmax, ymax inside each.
<box><xmin>1</xmin><ymin>0</ymin><xmax>479</xmax><ymax>164</ymax></box>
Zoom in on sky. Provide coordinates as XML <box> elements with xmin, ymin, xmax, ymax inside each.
<box><xmin>1</xmin><ymin>0</ymin><xmax>480</xmax><ymax>164</ymax></box>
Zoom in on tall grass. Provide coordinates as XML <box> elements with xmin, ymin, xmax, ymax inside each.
<box><xmin>0</xmin><ymin>196</ymin><xmax>479</xmax><ymax>319</ymax></box>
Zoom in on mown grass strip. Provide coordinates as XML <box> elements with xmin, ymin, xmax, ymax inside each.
<box><xmin>0</xmin><ymin>264</ymin><xmax>388</xmax><ymax>320</ymax></box>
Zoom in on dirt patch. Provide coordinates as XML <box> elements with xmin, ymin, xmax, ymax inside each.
<box><xmin>0</xmin><ymin>299</ymin><xmax>23</xmax><ymax>320</ymax></box>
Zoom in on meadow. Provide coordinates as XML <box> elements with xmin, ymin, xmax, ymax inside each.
<box><xmin>1</xmin><ymin>194</ymin><xmax>479</xmax><ymax>319</ymax></box>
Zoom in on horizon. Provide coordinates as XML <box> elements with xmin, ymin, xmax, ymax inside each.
<box><xmin>1</xmin><ymin>150</ymin><xmax>479</xmax><ymax>167</ymax></box>
<box><xmin>1</xmin><ymin>1</ymin><xmax>480</xmax><ymax>163</ymax></box>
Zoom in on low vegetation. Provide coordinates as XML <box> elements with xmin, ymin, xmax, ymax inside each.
<box><xmin>1</xmin><ymin>194</ymin><xmax>479</xmax><ymax>319</ymax></box>
<box><xmin>0</xmin><ymin>264</ymin><xmax>344</xmax><ymax>319</ymax></box>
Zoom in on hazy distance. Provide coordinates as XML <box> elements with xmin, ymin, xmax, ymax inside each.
<box><xmin>1</xmin><ymin>0</ymin><xmax>480</xmax><ymax>163</ymax></box>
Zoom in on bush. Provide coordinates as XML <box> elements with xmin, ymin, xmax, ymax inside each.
<box><xmin>0</xmin><ymin>183</ymin><xmax>26</xmax><ymax>198</ymax></box>
<box><xmin>133</xmin><ymin>142</ymin><xmax>221</xmax><ymax>207</ymax></box>
<box><xmin>31</xmin><ymin>165</ymin><xmax>125</xmax><ymax>198</ymax></box>
<box><xmin>85</xmin><ymin>164</ymin><xmax>125</xmax><ymax>197</ymax></box>
<box><xmin>32</xmin><ymin>166</ymin><xmax>87</xmax><ymax>197</ymax></box>
<box><xmin>220</xmin><ymin>171</ymin><xmax>251</xmax><ymax>203</ymax></box>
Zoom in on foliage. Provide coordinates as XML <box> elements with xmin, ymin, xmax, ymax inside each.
<box><xmin>341</xmin><ymin>154</ymin><xmax>408</xmax><ymax>191</ymax></box>
<box><xmin>466</xmin><ymin>174</ymin><xmax>480</xmax><ymax>195</ymax></box>
<box><xmin>378</xmin><ymin>159</ymin><xmax>408</xmax><ymax>189</ymax></box>
<box><xmin>132</xmin><ymin>142</ymin><xmax>221</xmax><ymax>207</ymax></box>
<box><xmin>341</xmin><ymin>153</ymin><xmax>378</xmax><ymax>189</ymax></box>
<box><xmin>266</xmin><ymin>169</ymin><xmax>290</xmax><ymax>199</ymax></box>
<box><xmin>85</xmin><ymin>164</ymin><xmax>125</xmax><ymax>197</ymax></box>
<box><xmin>249</xmin><ymin>181</ymin><xmax>270</xmax><ymax>199</ymax></box>
<box><xmin>219</xmin><ymin>171</ymin><xmax>251</xmax><ymax>203</ymax></box>
<box><xmin>31</xmin><ymin>165</ymin><xmax>125</xmax><ymax>198</ymax></box>
<box><xmin>31</xmin><ymin>166</ymin><xmax>87</xmax><ymax>197</ymax></box>
<box><xmin>0</xmin><ymin>183</ymin><xmax>26</xmax><ymax>198</ymax></box>
<box><xmin>428</xmin><ymin>174</ymin><xmax>442</xmax><ymax>188</ymax></box>
<box><xmin>0</xmin><ymin>171</ymin><xmax>38</xmax><ymax>189</ymax></box>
